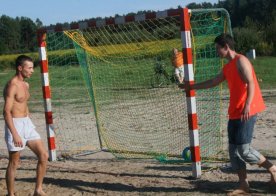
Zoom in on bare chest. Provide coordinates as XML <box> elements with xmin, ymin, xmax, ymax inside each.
<box><xmin>15</xmin><ymin>84</ymin><xmax>30</xmax><ymax>103</ymax></box>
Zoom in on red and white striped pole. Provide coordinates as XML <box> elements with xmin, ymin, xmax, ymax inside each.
<box><xmin>37</xmin><ymin>30</ymin><xmax>57</xmax><ymax>161</ymax></box>
<box><xmin>180</xmin><ymin>8</ymin><xmax>201</xmax><ymax>178</ymax></box>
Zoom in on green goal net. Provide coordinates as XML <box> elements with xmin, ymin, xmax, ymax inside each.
<box><xmin>43</xmin><ymin>8</ymin><xmax>231</xmax><ymax>160</ymax></box>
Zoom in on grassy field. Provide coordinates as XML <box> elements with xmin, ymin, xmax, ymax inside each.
<box><xmin>0</xmin><ymin>56</ymin><xmax>275</xmax><ymax>99</ymax></box>
<box><xmin>251</xmin><ymin>56</ymin><xmax>276</xmax><ymax>89</ymax></box>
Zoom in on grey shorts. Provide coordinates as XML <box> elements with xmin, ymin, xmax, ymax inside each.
<box><xmin>227</xmin><ymin>115</ymin><xmax>261</xmax><ymax>170</ymax></box>
<box><xmin>5</xmin><ymin>117</ymin><xmax>41</xmax><ymax>152</ymax></box>
<box><xmin>227</xmin><ymin>115</ymin><xmax>257</xmax><ymax>145</ymax></box>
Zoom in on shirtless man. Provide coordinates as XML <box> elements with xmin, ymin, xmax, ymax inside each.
<box><xmin>3</xmin><ymin>55</ymin><xmax>48</xmax><ymax>196</ymax></box>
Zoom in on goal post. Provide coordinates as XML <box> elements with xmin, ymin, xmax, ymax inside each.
<box><xmin>181</xmin><ymin>8</ymin><xmax>201</xmax><ymax>178</ymax></box>
<box><xmin>37</xmin><ymin>7</ymin><xmax>232</xmax><ymax>177</ymax></box>
<box><xmin>37</xmin><ymin>32</ymin><xmax>57</xmax><ymax>161</ymax></box>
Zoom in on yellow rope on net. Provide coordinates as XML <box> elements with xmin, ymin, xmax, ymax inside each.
<box><xmin>65</xmin><ymin>30</ymin><xmax>177</xmax><ymax>56</ymax></box>
<box><xmin>64</xmin><ymin>30</ymin><xmax>100</xmax><ymax>56</ymax></box>
<box><xmin>64</xmin><ymin>29</ymin><xmax>180</xmax><ymax>67</ymax></box>
<box><xmin>64</xmin><ymin>30</ymin><xmax>121</xmax><ymax>66</ymax></box>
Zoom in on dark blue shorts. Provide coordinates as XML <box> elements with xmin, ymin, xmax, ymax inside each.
<box><xmin>227</xmin><ymin>115</ymin><xmax>257</xmax><ymax>145</ymax></box>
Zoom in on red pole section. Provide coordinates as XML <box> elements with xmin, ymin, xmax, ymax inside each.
<box><xmin>180</xmin><ymin>8</ymin><xmax>201</xmax><ymax>178</ymax></box>
<box><xmin>37</xmin><ymin>30</ymin><xmax>57</xmax><ymax>161</ymax></box>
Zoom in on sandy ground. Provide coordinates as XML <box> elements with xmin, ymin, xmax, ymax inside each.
<box><xmin>0</xmin><ymin>151</ymin><xmax>275</xmax><ymax>196</ymax></box>
<box><xmin>0</xmin><ymin>97</ymin><xmax>275</xmax><ymax>195</ymax></box>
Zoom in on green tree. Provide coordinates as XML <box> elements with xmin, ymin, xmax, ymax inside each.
<box><xmin>187</xmin><ymin>2</ymin><xmax>214</xmax><ymax>9</ymax></box>
<box><xmin>35</xmin><ymin>18</ymin><xmax>43</xmax><ymax>28</ymax></box>
<box><xmin>218</xmin><ymin>0</ymin><xmax>276</xmax><ymax>27</ymax></box>
<box><xmin>19</xmin><ymin>17</ymin><xmax>37</xmax><ymax>52</ymax></box>
<box><xmin>0</xmin><ymin>15</ymin><xmax>20</xmax><ymax>54</ymax></box>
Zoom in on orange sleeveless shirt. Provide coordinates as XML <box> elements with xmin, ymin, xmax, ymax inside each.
<box><xmin>172</xmin><ymin>52</ymin><xmax>184</xmax><ymax>68</ymax></box>
<box><xmin>222</xmin><ymin>55</ymin><xmax>265</xmax><ymax>119</ymax></box>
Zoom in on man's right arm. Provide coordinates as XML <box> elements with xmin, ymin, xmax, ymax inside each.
<box><xmin>179</xmin><ymin>71</ymin><xmax>225</xmax><ymax>90</ymax></box>
<box><xmin>3</xmin><ymin>84</ymin><xmax>23</xmax><ymax>147</ymax></box>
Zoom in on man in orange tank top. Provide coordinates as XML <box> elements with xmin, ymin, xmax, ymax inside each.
<box><xmin>171</xmin><ymin>48</ymin><xmax>184</xmax><ymax>84</ymax></box>
<box><xmin>179</xmin><ymin>34</ymin><xmax>276</xmax><ymax>195</ymax></box>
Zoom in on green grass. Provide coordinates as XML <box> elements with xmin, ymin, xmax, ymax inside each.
<box><xmin>251</xmin><ymin>56</ymin><xmax>276</xmax><ymax>89</ymax></box>
<box><xmin>1</xmin><ymin>56</ymin><xmax>275</xmax><ymax>105</ymax></box>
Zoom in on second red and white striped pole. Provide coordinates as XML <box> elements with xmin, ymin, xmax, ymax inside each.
<box><xmin>37</xmin><ymin>30</ymin><xmax>57</xmax><ymax>161</ymax></box>
<box><xmin>180</xmin><ymin>8</ymin><xmax>201</xmax><ymax>178</ymax></box>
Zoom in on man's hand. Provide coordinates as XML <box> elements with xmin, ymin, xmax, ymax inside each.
<box><xmin>178</xmin><ymin>82</ymin><xmax>192</xmax><ymax>91</ymax></box>
<box><xmin>241</xmin><ymin>103</ymin><xmax>250</xmax><ymax>121</ymax></box>
<box><xmin>12</xmin><ymin>133</ymin><xmax>23</xmax><ymax>147</ymax></box>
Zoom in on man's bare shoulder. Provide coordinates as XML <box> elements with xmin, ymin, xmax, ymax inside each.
<box><xmin>236</xmin><ymin>54</ymin><xmax>253</xmax><ymax>82</ymax></box>
<box><xmin>237</xmin><ymin>54</ymin><xmax>251</xmax><ymax>67</ymax></box>
<box><xmin>3</xmin><ymin>78</ymin><xmax>19</xmax><ymax>98</ymax></box>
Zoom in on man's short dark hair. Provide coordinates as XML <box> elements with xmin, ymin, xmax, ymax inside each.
<box><xmin>214</xmin><ymin>33</ymin><xmax>235</xmax><ymax>50</ymax></box>
<box><xmin>15</xmin><ymin>55</ymin><xmax>33</xmax><ymax>69</ymax></box>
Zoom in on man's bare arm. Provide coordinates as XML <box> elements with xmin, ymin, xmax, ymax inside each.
<box><xmin>179</xmin><ymin>71</ymin><xmax>225</xmax><ymax>90</ymax></box>
<box><xmin>3</xmin><ymin>84</ymin><xmax>23</xmax><ymax>147</ymax></box>
<box><xmin>25</xmin><ymin>82</ymin><xmax>30</xmax><ymax>116</ymax></box>
<box><xmin>237</xmin><ymin>56</ymin><xmax>255</xmax><ymax>121</ymax></box>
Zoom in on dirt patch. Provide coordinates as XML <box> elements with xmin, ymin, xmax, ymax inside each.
<box><xmin>0</xmin><ymin>93</ymin><xmax>275</xmax><ymax>195</ymax></box>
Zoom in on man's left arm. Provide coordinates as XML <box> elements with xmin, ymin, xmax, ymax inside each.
<box><xmin>237</xmin><ymin>56</ymin><xmax>255</xmax><ymax>121</ymax></box>
<box><xmin>26</xmin><ymin>82</ymin><xmax>30</xmax><ymax>117</ymax></box>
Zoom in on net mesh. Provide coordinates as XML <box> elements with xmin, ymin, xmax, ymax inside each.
<box><xmin>44</xmin><ymin>9</ymin><xmax>231</xmax><ymax>160</ymax></box>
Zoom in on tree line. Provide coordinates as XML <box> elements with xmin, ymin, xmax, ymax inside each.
<box><xmin>187</xmin><ymin>0</ymin><xmax>275</xmax><ymax>55</ymax></box>
<box><xmin>0</xmin><ymin>16</ymin><xmax>43</xmax><ymax>54</ymax></box>
<box><xmin>0</xmin><ymin>0</ymin><xmax>275</xmax><ymax>55</ymax></box>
